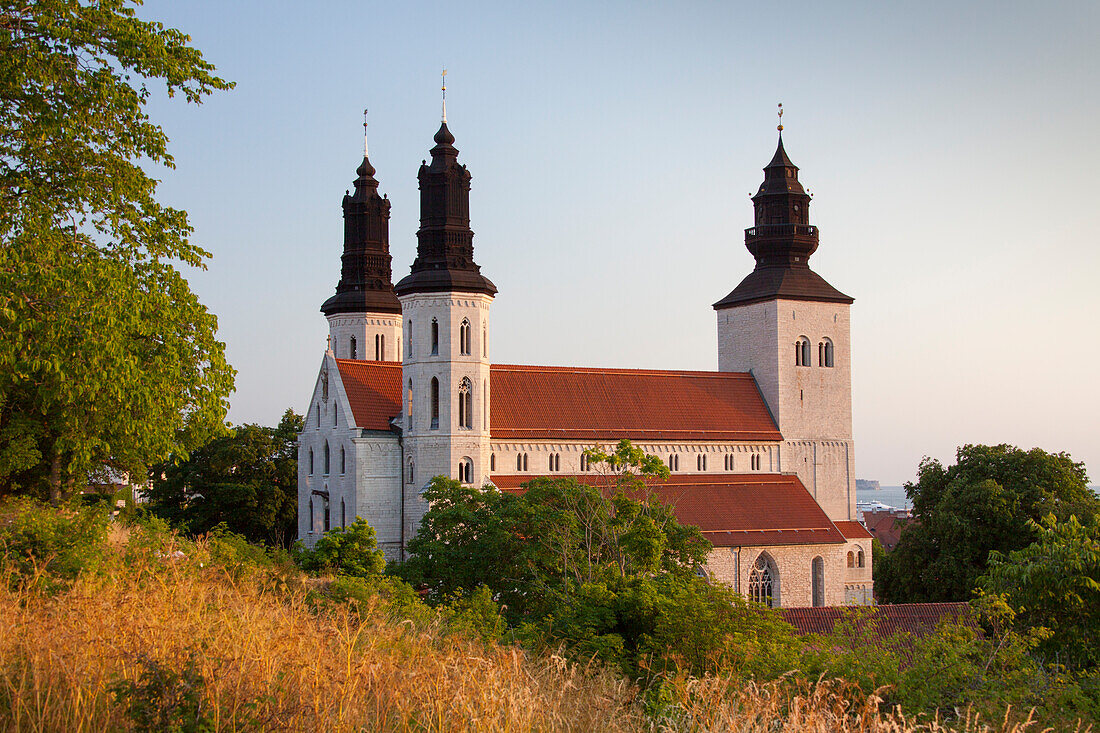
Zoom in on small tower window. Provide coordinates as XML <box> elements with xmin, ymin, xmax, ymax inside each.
<box><xmin>333</xmin><ymin>403</ymin><xmax>338</xmax><ymax>426</ymax></box>
<box><xmin>375</xmin><ymin>333</ymin><xmax>383</xmax><ymax>361</ymax></box>
<box><xmin>408</xmin><ymin>321</ymin><xmax>413</xmax><ymax>358</ymax></box>
<box><xmin>341</xmin><ymin>498</ymin><xmax>346</xmax><ymax>528</ymax></box>
<box><xmin>858</xmin><ymin>549</ymin><xmax>865</xmax><ymax>568</ymax></box>
<box><xmin>458</xmin><ymin>457</ymin><xmax>473</xmax><ymax>484</ymax></box>
<box><xmin>323</xmin><ymin>441</ymin><xmax>330</xmax><ymax>475</ymax></box>
<box><xmin>323</xmin><ymin>497</ymin><xmax>330</xmax><ymax>532</ymax></box>
<box><xmin>408</xmin><ymin>458</ymin><xmax>415</xmax><ymax>484</ymax></box>
<box><xmin>847</xmin><ymin>551</ymin><xmax>855</xmax><ymax>568</ymax></box>
<box><xmin>340</xmin><ymin>447</ymin><xmax>346</xmax><ymax>475</ymax></box>
<box><xmin>308</xmin><ymin>498</ymin><xmax>314</xmax><ymax>534</ymax></box>
<box><xmin>407</xmin><ymin>380</ymin><xmax>413</xmax><ymax>429</ymax></box>
<box><xmin>459</xmin><ymin>319</ymin><xmax>471</xmax><ymax>356</ymax></box>
<box><xmin>430</xmin><ymin>377</ymin><xmax>440</xmax><ymax>430</ymax></box>
<box><xmin>316</xmin><ymin>404</ymin><xmax>321</xmax><ymax>428</ymax></box>
<box><xmin>458</xmin><ymin>377</ymin><xmax>472</xmax><ymax>429</ymax></box>
<box><xmin>824</xmin><ymin>339</ymin><xmax>835</xmax><ymax>368</ymax></box>
<box><xmin>795</xmin><ymin>336</ymin><xmax>811</xmax><ymax>366</ymax></box>
<box><xmin>309</xmin><ymin>448</ymin><xmax>314</xmax><ymax>475</ymax></box>
<box><xmin>431</xmin><ymin>318</ymin><xmax>439</xmax><ymax>355</ymax></box>
<box><xmin>350</xmin><ymin>337</ymin><xmax>357</xmax><ymax>360</ymax></box>
<box><xmin>482</xmin><ymin>323</ymin><xmax>487</xmax><ymax>357</ymax></box>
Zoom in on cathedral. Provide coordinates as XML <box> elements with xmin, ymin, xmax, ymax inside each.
<box><xmin>298</xmin><ymin>108</ymin><xmax>873</xmax><ymax>608</ymax></box>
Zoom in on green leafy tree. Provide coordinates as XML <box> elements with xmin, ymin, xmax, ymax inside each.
<box><xmin>876</xmin><ymin>444</ymin><xmax>1098</xmax><ymax>604</ymax></box>
<box><xmin>0</xmin><ymin>0</ymin><xmax>235</xmax><ymax>503</ymax></box>
<box><xmin>145</xmin><ymin>410</ymin><xmax>302</xmax><ymax>548</ymax></box>
<box><xmin>295</xmin><ymin>517</ymin><xmax>385</xmax><ymax>579</ymax></box>
<box><xmin>980</xmin><ymin>514</ymin><xmax>1100</xmax><ymax>670</ymax></box>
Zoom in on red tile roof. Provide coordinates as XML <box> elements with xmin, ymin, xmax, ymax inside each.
<box><xmin>833</xmin><ymin>520</ymin><xmax>873</xmax><ymax>540</ymax></box>
<box><xmin>489</xmin><ymin>364</ymin><xmax>781</xmax><ymax>442</ymax></box>
<box><xmin>780</xmin><ymin>602</ymin><xmax>973</xmax><ymax>640</ymax></box>
<box><xmin>334</xmin><ymin>359</ymin><xmax>402</xmax><ymax>431</ymax></box>
<box><xmin>332</xmin><ymin>361</ymin><xmax>782</xmax><ymax>443</ymax></box>
<box><xmin>490</xmin><ymin>473</ymin><xmax>846</xmax><ymax>547</ymax></box>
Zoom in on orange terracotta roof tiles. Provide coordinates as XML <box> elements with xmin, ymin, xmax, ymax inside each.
<box><xmin>833</xmin><ymin>520</ymin><xmax>873</xmax><ymax>540</ymax></box>
<box><xmin>489</xmin><ymin>364</ymin><xmax>781</xmax><ymax>442</ymax></box>
<box><xmin>334</xmin><ymin>359</ymin><xmax>402</xmax><ymax>431</ymax></box>
<box><xmin>780</xmin><ymin>603</ymin><xmax>973</xmax><ymax>640</ymax></box>
<box><xmin>490</xmin><ymin>473</ymin><xmax>846</xmax><ymax>547</ymax></box>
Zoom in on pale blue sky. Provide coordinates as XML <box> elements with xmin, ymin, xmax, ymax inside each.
<box><xmin>142</xmin><ymin>0</ymin><xmax>1099</xmax><ymax>485</ymax></box>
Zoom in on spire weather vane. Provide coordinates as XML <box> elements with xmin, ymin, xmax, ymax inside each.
<box><xmin>441</xmin><ymin>68</ymin><xmax>447</xmax><ymax>123</ymax></box>
<box><xmin>777</xmin><ymin>102</ymin><xmax>784</xmax><ymax>133</ymax></box>
<box><xmin>363</xmin><ymin>108</ymin><xmax>369</xmax><ymax>157</ymax></box>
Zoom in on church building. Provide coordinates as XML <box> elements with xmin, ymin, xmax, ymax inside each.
<box><xmin>298</xmin><ymin>107</ymin><xmax>873</xmax><ymax>608</ymax></box>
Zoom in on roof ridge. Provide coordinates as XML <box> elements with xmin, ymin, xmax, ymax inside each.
<box><xmin>491</xmin><ymin>363</ymin><xmax>755</xmax><ymax>379</ymax></box>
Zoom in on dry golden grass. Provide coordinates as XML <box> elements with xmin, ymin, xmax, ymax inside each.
<box><xmin>0</xmin><ymin>525</ymin><xmax>1082</xmax><ymax>732</ymax></box>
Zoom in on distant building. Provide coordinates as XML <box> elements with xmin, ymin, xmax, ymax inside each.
<box><xmin>862</xmin><ymin>507</ymin><xmax>911</xmax><ymax>551</ymax></box>
<box><xmin>298</xmin><ymin>110</ymin><xmax>873</xmax><ymax>608</ymax></box>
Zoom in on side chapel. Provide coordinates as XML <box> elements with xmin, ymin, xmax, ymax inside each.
<box><xmin>298</xmin><ymin>106</ymin><xmax>873</xmax><ymax>608</ymax></box>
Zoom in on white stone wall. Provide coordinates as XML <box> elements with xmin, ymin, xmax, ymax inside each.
<box><xmin>704</xmin><ymin>542</ymin><xmax>854</xmax><ymax>608</ymax></box>
<box><xmin>327</xmin><ymin>313</ymin><xmax>402</xmax><ymax>362</ymax></box>
<box><xmin>717</xmin><ymin>298</ymin><xmax>855</xmax><ymax>521</ymax></box>
<box><xmin>399</xmin><ymin>292</ymin><xmax>494</xmax><ymax>490</ymax></box>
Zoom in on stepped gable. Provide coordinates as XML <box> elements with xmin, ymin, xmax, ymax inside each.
<box><xmin>490</xmin><ymin>364</ymin><xmax>781</xmax><ymax>442</ymax></box>
<box><xmin>714</xmin><ymin>132</ymin><xmax>853</xmax><ymax>309</ymax></box>
<box><xmin>781</xmin><ymin>602</ymin><xmax>974</xmax><ymax>639</ymax></box>
<box><xmin>490</xmin><ymin>473</ymin><xmax>844</xmax><ymax>547</ymax></box>
<box><xmin>332</xmin><ymin>361</ymin><xmax>781</xmax><ymax>441</ymax></box>
<box><xmin>334</xmin><ymin>359</ymin><xmax>402</xmax><ymax>430</ymax></box>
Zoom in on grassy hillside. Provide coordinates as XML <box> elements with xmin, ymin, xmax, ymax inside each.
<box><xmin>0</xmin><ymin>501</ymin><xmax>1090</xmax><ymax>732</ymax></box>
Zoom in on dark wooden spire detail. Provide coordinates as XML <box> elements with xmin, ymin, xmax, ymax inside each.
<box><xmin>321</xmin><ymin>153</ymin><xmax>401</xmax><ymax>315</ymax></box>
<box><xmin>714</xmin><ymin>134</ymin><xmax>852</xmax><ymax>310</ymax></box>
<box><xmin>394</xmin><ymin>122</ymin><xmax>497</xmax><ymax>297</ymax></box>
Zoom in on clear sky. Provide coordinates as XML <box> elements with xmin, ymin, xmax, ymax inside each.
<box><xmin>141</xmin><ymin>0</ymin><xmax>1098</xmax><ymax>486</ymax></box>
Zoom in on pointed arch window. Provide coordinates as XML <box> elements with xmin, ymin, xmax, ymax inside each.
<box><xmin>458</xmin><ymin>377</ymin><xmax>473</xmax><ymax>429</ymax></box>
<box><xmin>407</xmin><ymin>380</ymin><xmax>413</xmax><ymax>429</ymax></box>
<box><xmin>323</xmin><ymin>496</ymin><xmax>330</xmax><ymax>532</ymax></box>
<box><xmin>459</xmin><ymin>319</ymin><xmax>471</xmax><ymax>356</ymax></box>
<box><xmin>376</xmin><ymin>333</ymin><xmax>385</xmax><ymax>361</ymax></box>
<box><xmin>430</xmin><ymin>377</ymin><xmax>440</xmax><ymax>430</ymax></box>
<box><xmin>308</xmin><ymin>498</ymin><xmax>314</xmax><ymax>534</ymax></box>
<box><xmin>350</xmin><ymin>337</ymin><xmax>357</xmax><ymax>360</ymax></box>
<box><xmin>490</xmin><ymin>453</ymin><xmax>496</xmax><ymax>472</ymax></box>
<box><xmin>812</xmin><ymin>557</ymin><xmax>825</xmax><ymax>607</ymax></box>
<box><xmin>482</xmin><ymin>323</ymin><xmax>487</xmax><ymax>357</ymax></box>
<box><xmin>340</xmin><ymin>447</ymin><xmax>346</xmax><ymax>475</ymax></box>
<box><xmin>309</xmin><ymin>448</ymin><xmax>314</xmax><ymax>475</ymax></box>
<box><xmin>333</xmin><ymin>403</ymin><xmax>338</xmax><ymax>426</ymax></box>
<box><xmin>458</xmin><ymin>457</ymin><xmax>473</xmax><ymax>484</ymax></box>
<box><xmin>407</xmin><ymin>458</ymin><xmax>415</xmax><ymax>484</ymax></box>
<box><xmin>341</xmin><ymin>498</ymin><xmax>346</xmax><ymax>528</ymax></box>
<box><xmin>323</xmin><ymin>441</ymin><xmax>330</xmax><ymax>475</ymax></box>
<box><xmin>408</xmin><ymin>321</ymin><xmax>414</xmax><ymax>358</ymax></box>
<box><xmin>748</xmin><ymin>554</ymin><xmax>777</xmax><ymax>607</ymax></box>
<box><xmin>431</xmin><ymin>318</ymin><xmax>439</xmax><ymax>355</ymax></box>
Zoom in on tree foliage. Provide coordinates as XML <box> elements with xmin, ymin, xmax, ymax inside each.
<box><xmin>0</xmin><ymin>0</ymin><xmax>235</xmax><ymax>502</ymax></box>
<box><xmin>876</xmin><ymin>444</ymin><xmax>1098</xmax><ymax>604</ymax></box>
<box><xmin>145</xmin><ymin>410</ymin><xmax>302</xmax><ymax>548</ymax></box>
<box><xmin>295</xmin><ymin>517</ymin><xmax>386</xmax><ymax>579</ymax></box>
<box><xmin>980</xmin><ymin>514</ymin><xmax>1100</xmax><ymax>670</ymax></box>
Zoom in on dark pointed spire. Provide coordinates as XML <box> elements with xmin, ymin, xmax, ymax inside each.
<box><xmin>395</xmin><ymin>110</ymin><xmax>496</xmax><ymax>297</ymax></box>
<box><xmin>714</xmin><ymin>115</ymin><xmax>851</xmax><ymax>310</ymax></box>
<box><xmin>321</xmin><ymin>113</ymin><xmax>401</xmax><ymax>316</ymax></box>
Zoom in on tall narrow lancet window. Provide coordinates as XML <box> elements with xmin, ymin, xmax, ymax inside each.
<box><xmin>459</xmin><ymin>319</ymin><xmax>471</xmax><ymax>355</ymax></box>
<box><xmin>490</xmin><ymin>453</ymin><xmax>496</xmax><ymax>471</ymax></box>
<box><xmin>824</xmin><ymin>339</ymin><xmax>834</xmax><ymax>368</ymax></box>
<box><xmin>482</xmin><ymin>381</ymin><xmax>487</xmax><ymax>430</ymax></box>
<box><xmin>323</xmin><ymin>442</ymin><xmax>330</xmax><ymax>475</ymax></box>
<box><xmin>517</xmin><ymin>454</ymin><xmax>523</xmax><ymax>471</ymax></box>
<box><xmin>482</xmin><ymin>324</ymin><xmax>487</xmax><ymax>357</ymax></box>
<box><xmin>308</xmin><ymin>499</ymin><xmax>314</xmax><ymax>533</ymax></box>
<box><xmin>812</xmin><ymin>557</ymin><xmax>825</xmax><ymax>607</ymax></box>
<box><xmin>309</xmin><ymin>449</ymin><xmax>314</xmax><ymax>475</ymax></box>
<box><xmin>819</xmin><ymin>341</ymin><xmax>825</xmax><ymax>366</ymax></box>
<box><xmin>408</xmin><ymin>459</ymin><xmax>415</xmax><ymax>484</ymax></box>
<box><xmin>857</xmin><ymin>549</ymin><xmax>865</xmax><ymax>568</ymax></box>
<box><xmin>333</xmin><ymin>404</ymin><xmax>338</xmax><ymax>426</ymax></box>
<box><xmin>323</xmin><ymin>497</ymin><xmax>330</xmax><ymax>532</ymax></box>
<box><xmin>407</xmin><ymin>380</ymin><xmax>413</xmax><ymax>429</ymax></box>
<box><xmin>340</xmin><ymin>447</ymin><xmax>346</xmax><ymax>474</ymax></box>
<box><xmin>341</xmin><ymin>499</ymin><xmax>346</xmax><ymax>528</ymax></box>
<box><xmin>431</xmin><ymin>318</ymin><xmax>439</xmax><ymax>355</ymax></box>
<box><xmin>748</xmin><ymin>554</ymin><xmax>776</xmax><ymax>608</ymax></box>
<box><xmin>430</xmin><ymin>378</ymin><xmax>440</xmax><ymax>429</ymax></box>
<box><xmin>458</xmin><ymin>377</ymin><xmax>472</xmax><ymax>429</ymax></box>
<box><xmin>375</xmin><ymin>333</ymin><xmax>382</xmax><ymax>360</ymax></box>
<box><xmin>350</xmin><ymin>337</ymin><xmax>357</xmax><ymax>360</ymax></box>
<box><xmin>408</xmin><ymin>321</ymin><xmax>413</xmax><ymax>358</ymax></box>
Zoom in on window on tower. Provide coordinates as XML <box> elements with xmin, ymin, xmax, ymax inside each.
<box><xmin>458</xmin><ymin>377</ymin><xmax>472</xmax><ymax>429</ymax></box>
<box><xmin>408</xmin><ymin>321</ymin><xmax>413</xmax><ymax>358</ymax></box>
<box><xmin>323</xmin><ymin>441</ymin><xmax>330</xmax><ymax>475</ymax></box>
<box><xmin>350</xmin><ymin>336</ymin><xmax>357</xmax><ymax>360</ymax></box>
<box><xmin>430</xmin><ymin>378</ymin><xmax>439</xmax><ymax>430</ymax></box>
<box><xmin>796</xmin><ymin>336</ymin><xmax>811</xmax><ymax>366</ymax></box>
<box><xmin>458</xmin><ymin>457</ymin><xmax>473</xmax><ymax>484</ymax></box>
<box><xmin>824</xmin><ymin>338</ymin><xmax>835</xmax><ymax>368</ymax></box>
<box><xmin>482</xmin><ymin>323</ymin><xmax>487</xmax><ymax>357</ymax></box>
<box><xmin>460</xmin><ymin>319</ymin><xmax>471</xmax><ymax>355</ymax></box>
<box><xmin>431</xmin><ymin>319</ymin><xmax>439</xmax><ymax>355</ymax></box>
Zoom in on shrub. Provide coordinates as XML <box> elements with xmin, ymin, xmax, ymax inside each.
<box><xmin>294</xmin><ymin>517</ymin><xmax>385</xmax><ymax>578</ymax></box>
<box><xmin>0</xmin><ymin>497</ymin><xmax>108</xmax><ymax>588</ymax></box>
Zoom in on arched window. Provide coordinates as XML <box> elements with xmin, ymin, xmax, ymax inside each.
<box><xmin>795</xmin><ymin>336</ymin><xmax>811</xmax><ymax>366</ymax></box>
<box><xmin>431</xmin><ymin>318</ymin><xmax>439</xmax><ymax>355</ymax></box>
<box><xmin>323</xmin><ymin>497</ymin><xmax>330</xmax><ymax>532</ymax></box>
<box><xmin>316</xmin><ymin>404</ymin><xmax>321</xmax><ymax>428</ymax></box>
<box><xmin>459</xmin><ymin>319</ymin><xmax>471</xmax><ymax>355</ymax></box>
<box><xmin>824</xmin><ymin>339</ymin><xmax>835</xmax><ymax>368</ymax></box>
<box><xmin>490</xmin><ymin>453</ymin><xmax>496</xmax><ymax>471</ymax></box>
<box><xmin>483</xmin><ymin>380</ymin><xmax>487</xmax><ymax>430</ymax></box>
<box><xmin>517</xmin><ymin>453</ymin><xmax>523</xmax><ymax>471</ymax></box>
<box><xmin>308</xmin><ymin>498</ymin><xmax>314</xmax><ymax>533</ymax></box>
<box><xmin>309</xmin><ymin>448</ymin><xmax>314</xmax><ymax>475</ymax></box>
<box><xmin>333</xmin><ymin>403</ymin><xmax>338</xmax><ymax>426</ymax></box>
<box><xmin>407</xmin><ymin>380</ymin><xmax>413</xmax><ymax>429</ymax></box>
<box><xmin>375</xmin><ymin>333</ymin><xmax>383</xmax><ymax>361</ymax></box>
<box><xmin>407</xmin><ymin>458</ymin><xmax>415</xmax><ymax>484</ymax></box>
<box><xmin>458</xmin><ymin>457</ymin><xmax>473</xmax><ymax>484</ymax></box>
<box><xmin>350</xmin><ymin>336</ymin><xmax>357</xmax><ymax>360</ymax></box>
<box><xmin>340</xmin><ymin>447</ymin><xmax>346</xmax><ymax>475</ymax></box>
<box><xmin>430</xmin><ymin>377</ymin><xmax>439</xmax><ymax>429</ymax></box>
<box><xmin>580</xmin><ymin>453</ymin><xmax>589</xmax><ymax>472</ymax></box>
<box><xmin>819</xmin><ymin>341</ymin><xmax>825</xmax><ymax>366</ymax></box>
<box><xmin>748</xmin><ymin>554</ymin><xmax>777</xmax><ymax>608</ymax></box>
<box><xmin>857</xmin><ymin>549</ymin><xmax>865</xmax><ymax>568</ymax></box>
<box><xmin>812</xmin><ymin>556</ymin><xmax>825</xmax><ymax>607</ymax></box>
<box><xmin>341</xmin><ymin>498</ymin><xmax>346</xmax><ymax>528</ymax></box>
<box><xmin>523</xmin><ymin>453</ymin><xmax>528</xmax><ymax>471</ymax></box>
<box><xmin>697</xmin><ymin>454</ymin><xmax>707</xmax><ymax>471</ymax></box>
<box><xmin>751</xmin><ymin>454</ymin><xmax>761</xmax><ymax>471</ymax></box>
<box><xmin>323</xmin><ymin>441</ymin><xmax>330</xmax><ymax>475</ymax></box>
<box><xmin>482</xmin><ymin>323</ymin><xmax>487</xmax><ymax>357</ymax></box>
<box><xmin>555</xmin><ymin>453</ymin><xmax>561</xmax><ymax>471</ymax></box>
<box><xmin>458</xmin><ymin>377</ymin><xmax>472</xmax><ymax>429</ymax></box>
<box><xmin>407</xmin><ymin>321</ymin><xmax>413</xmax><ymax>358</ymax></box>
<box><xmin>847</xmin><ymin>551</ymin><xmax>855</xmax><ymax>568</ymax></box>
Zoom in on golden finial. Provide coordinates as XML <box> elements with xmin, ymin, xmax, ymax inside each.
<box><xmin>441</xmin><ymin>68</ymin><xmax>448</xmax><ymax>123</ymax></box>
<box><xmin>363</xmin><ymin>108</ymin><xmax>369</xmax><ymax>157</ymax></box>
<box><xmin>777</xmin><ymin>102</ymin><xmax>784</xmax><ymax>133</ymax></box>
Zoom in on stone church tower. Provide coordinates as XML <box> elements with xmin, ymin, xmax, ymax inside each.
<box><xmin>714</xmin><ymin>124</ymin><xmax>856</xmax><ymax>520</ymax></box>
<box><xmin>321</xmin><ymin>113</ymin><xmax>403</xmax><ymax>362</ymax></box>
<box><xmin>394</xmin><ymin>113</ymin><xmax>497</xmax><ymax>540</ymax></box>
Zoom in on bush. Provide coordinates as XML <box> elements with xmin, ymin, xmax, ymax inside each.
<box><xmin>0</xmin><ymin>497</ymin><xmax>108</xmax><ymax>587</ymax></box>
<box><xmin>110</xmin><ymin>653</ymin><xmax>214</xmax><ymax>733</ymax></box>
